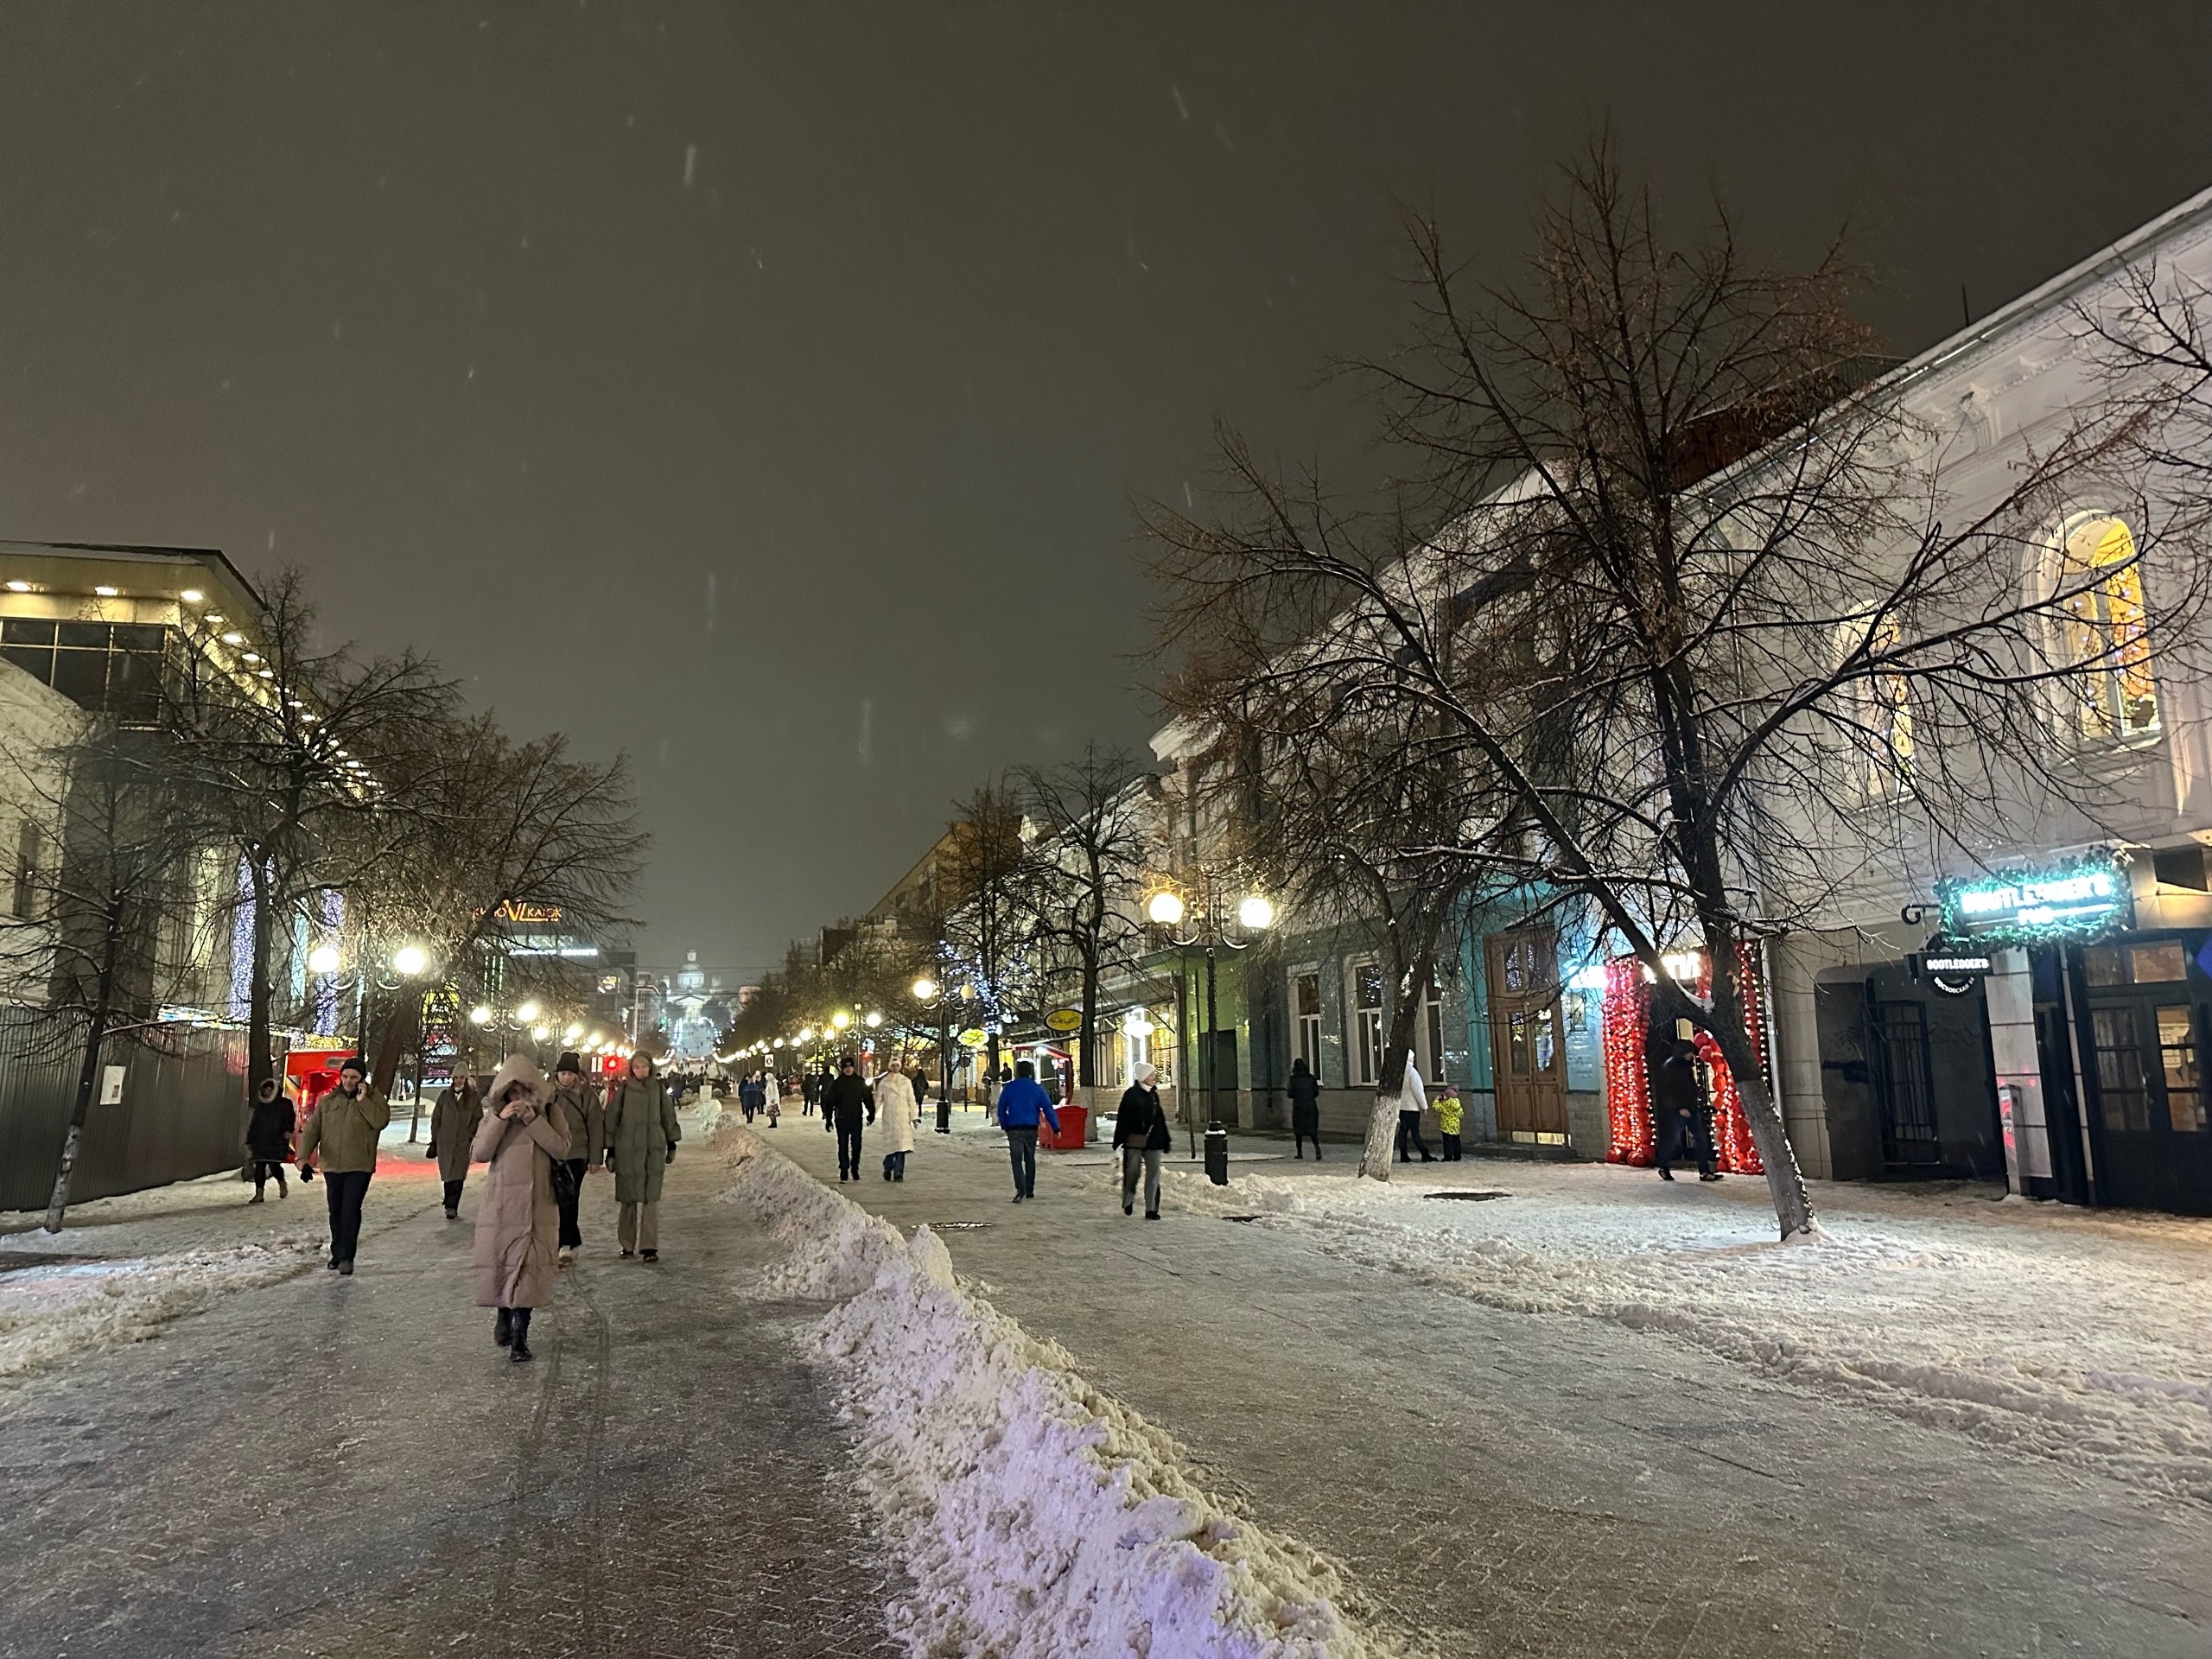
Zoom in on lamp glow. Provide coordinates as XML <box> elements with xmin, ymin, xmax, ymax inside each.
<box><xmin>832</xmin><ymin>1011</ymin><xmax>851</xmax><ymax>1030</ymax></box>
<box><xmin>1236</xmin><ymin>894</ymin><xmax>1275</xmax><ymax>931</ymax></box>
<box><xmin>515</xmin><ymin>1000</ymin><xmax>541</xmax><ymax>1023</ymax></box>
<box><xmin>865</xmin><ymin>1010</ymin><xmax>883</xmax><ymax>1027</ymax></box>
<box><xmin>1146</xmin><ymin>890</ymin><xmax>1185</xmax><ymax>926</ymax></box>
<box><xmin>912</xmin><ymin>976</ymin><xmax>938</xmax><ymax>1001</ymax></box>
<box><xmin>468</xmin><ymin>1005</ymin><xmax>493</xmax><ymax>1027</ymax></box>
<box><xmin>391</xmin><ymin>945</ymin><xmax>429</xmax><ymax>977</ymax></box>
<box><xmin>307</xmin><ymin>944</ymin><xmax>341</xmax><ymax>975</ymax></box>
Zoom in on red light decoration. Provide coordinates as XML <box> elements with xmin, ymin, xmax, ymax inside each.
<box><xmin>1601</xmin><ymin>952</ymin><xmax>1764</xmax><ymax>1175</ymax></box>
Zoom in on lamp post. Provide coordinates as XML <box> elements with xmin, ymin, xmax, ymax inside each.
<box><xmin>1144</xmin><ymin>878</ymin><xmax>1273</xmax><ymax>1158</ymax></box>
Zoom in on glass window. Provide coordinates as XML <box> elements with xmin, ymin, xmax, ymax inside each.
<box><xmin>51</xmin><ymin>652</ymin><xmax>107</xmax><ymax>706</ymax></box>
<box><xmin>110</xmin><ymin>624</ymin><xmax>166</xmax><ymax>652</ymax></box>
<box><xmin>2156</xmin><ymin>1005</ymin><xmax>2206</xmax><ymax>1133</ymax></box>
<box><xmin>2130</xmin><ymin>943</ymin><xmax>2189</xmax><ymax>983</ymax></box>
<box><xmin>1293</xmin><ymin>971</ymin><xmax>1322</xmax><ymax>1073</ymax></box>
<box><xmin>2060</xmin><ymin>517</ymin><xmax>2160</xmax><ymax>741</ymax></box>
<box><xmin>1507</xmin><ymin>1009</ymin><xmax>1529</xmax><ymax>1076</ymax></box>
<box><xmin>1</xmin><ymin>645</ymin><xmax>53</xmax><ymax>683</ymax></box>
<box><xmin>2091</xmin><ymin>1007</ymin><xmax>2151</xmax><ymax>1132</ymax></box>
<box><xmin>55</xmin><ymin>621</ymin><xmax>109</xmax><ymax>650</ymax></box>
<box><xmin>2084</xmin><ymin>946</ymin><xmax>2126</xmax><ymax>986</ymax></box>
<box><xmin>1532</xmin><ymin>1007</ymin><xmax>1557</xmax><ymax>1074</ymax></box>
<box><xmin>1</xmin><ymin>619</ymin><xmax>55</xmax><ymax>645</ymax></box>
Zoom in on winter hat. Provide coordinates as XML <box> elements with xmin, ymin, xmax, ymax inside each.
<box><xmin>338</xmin><ymin>1055</ymin><xmax>366</xmax><ymax>1078</ymax></box>
<box><xmin>486</xmin><ymin>1053</ymin><xmax>550</xmax><ymax>1109</ymax></box>
<box><xmin>556</xmin><ymin>1052</ymin><xmax>582</xmax><ymax>1075</ymax></box>
<box><xmin>1134</xmin><ymin>1062</ymin><xmax>1157</xmax><ymax>1084</ymax></box>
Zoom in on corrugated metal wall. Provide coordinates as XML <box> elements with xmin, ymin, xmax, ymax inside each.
<box><xmin>0</xmin><ymin>1008</ymin><xmax>251</xmax><ymax>1211</ymax></box>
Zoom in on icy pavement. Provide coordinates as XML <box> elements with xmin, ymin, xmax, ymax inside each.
<box><xmin>764</xmin><ymin>1109</ymin><xmax>2211</xmax><ymax>1657</ymax></box>
<box><xmin>0</xmin><ymin>1120</ymin><xmax>904</xmax><ymax>1659</ymax></box>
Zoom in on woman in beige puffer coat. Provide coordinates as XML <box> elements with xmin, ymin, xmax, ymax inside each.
<box><xmin>470</xmin><ymin>1055</ymin><xmax>569</xmax><ymax>1363</ymax></box>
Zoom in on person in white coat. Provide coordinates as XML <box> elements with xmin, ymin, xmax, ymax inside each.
<box><xmin>874</xmin><ymin>1063</ymin><xmax>918</xmax><ymax>1181</ymax></box>
<box><xmin>1394</xmin><ymin>1056</ymin><xmax>1436</xmax><ymax>1163</ymax></box>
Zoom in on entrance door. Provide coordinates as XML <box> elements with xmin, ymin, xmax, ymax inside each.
<box><xmin>1867</xmin><ymin>999</ymin><xmax>1942</xmax><ymax>1167</ymax></box>
<box><xmin>2077</xmin><ymin>938</ymin><xmax>2212</xmax><ymax>1215</ymax></box>
<box><xmin>1486</xmin><ymin>930</ymin><xmax>1567</xmax><ymax>1138</ymax></box>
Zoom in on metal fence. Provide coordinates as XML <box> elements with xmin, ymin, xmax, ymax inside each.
<box><xmin>0</xmin><ymin>1007</ymin><xmax>251</xmax><ymax>1211</ymax></box>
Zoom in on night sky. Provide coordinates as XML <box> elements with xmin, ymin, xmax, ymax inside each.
<box><xmin>2</xmin><ymin>3</ymin><xmax>2208</xmax><ymax>974</ymax></box>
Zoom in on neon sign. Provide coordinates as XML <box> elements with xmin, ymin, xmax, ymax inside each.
<box><xmin>1938</xmin><ymin>855</ymin><xmax>2130</xmax><ymax>944</ymax></box>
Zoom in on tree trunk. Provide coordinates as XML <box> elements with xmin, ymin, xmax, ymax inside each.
<box><xmin>1358</xmin><ymin>948</ymin><xmax>1434</xmax><ymax>1183</ymax></box>
<box><xmin>1077</xmin><ymin>949</ymin><xmax>1100</xmax><ymax>1090</ymax></box>
<box><xmin>1357</xmin><ymin>1092</ymin><xmax>1398</xmax><ymax>1180</ymax></box>
<box><xmin>246</xmin><ymin>861</ymin><xmax>276</xmax><ymax>1097</ymax></box>
<box><xmin>1701</xmin><ymin>927</ymin><xmax>1817</xmax><ymax>1240</ymax></box>
<box><xmin>370</xmin><ymin>988</ymin><xmax>422</xmax><ymax>1103</ymax></box>
<box><xmin>45</xmin><ymin>929</ymin><xmax>120</xmax><ymax>1233</ymax></box>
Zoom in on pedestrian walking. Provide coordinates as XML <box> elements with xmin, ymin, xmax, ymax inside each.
<box><xmin>801</xmin><ymin>1071</ymin><xmax>818</xmax><ymax>1117</ymax></box>
<box><xmin>427</xmin><ymin>1073</ymin><xmax>483</xmax><ymax>1217</ymax></box>
<box><xmin>604</xmin><ymin>1052</ymin><xmax>682</xmax><ymax>1261</ymax></box>
<box><xmin>874</xmin><ymin>1062</ymin><xmax>917</xmax><ymax>1181</ymax></box>
<box><xmin>1393</xmin><ymin>1058</ymin><xmax>1436</xmax><ymax>1163</ymax></box>
<box><xmin>1435</xmin><ymin>1084</ymin><xmax>1465</xmax><ymax>1160</ymax></box>
<box><xmin>995</xmin><ymin>1058</ymin><xmax>1060</xmax><ymax>1203</ymax></box>
<box><xmin>296</xmin><ymin>1055</ymin><xmax>391</xmax><ymax>1275</ymax></box>
<box><xmin>547</xmin><ymin>1053</ymin><xmax>604</xmax><ymax>1263</ymax></box>
<box><xmin>1288</xmin><ymin>1056</ymin><xmax>1322</xmax><ymax>1160</ymax></box>
<box><xmin>1650</xmin><ymin>1033</ymin><xmax>1719</xmax><ymax>1182</ymax></box>
<box><xmin>823</xmin><ymin>1054</ymin><xmax>874</xmax><ymax>1181</ymax></box>
<box><xmin>470</xmin><ymin>1055</ymin><xmax>569</xmax><ymax>1363</ymax></box>
<box><xmin>1112</xmin><ymin>1062</ymin><xmax>1168</xmax><ymax>1219</ymax></box>
<box><xmin>763</xmin><ymin>1070</ymin><xmax>781</xmax><ymax>1127</ymax></box>
<box><xmin>245</xmin><ymin>1077</ymin><xmax>295</xmax><ymax>1203</ymax></box>
<box><xmin>740</xmin><ymin>1071</ymin><xmax>765</xmax><ymax>1124</ymax></box>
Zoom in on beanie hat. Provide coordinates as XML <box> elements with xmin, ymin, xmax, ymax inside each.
<box><xmin>338</xmin><ymin>1055</ymin><xmax>366</xmax><ymax>1077</ymax></box>
<box><xmin>556</xmin><ymin>1052</ymin><xmax>582</xmax><ymax>1075</ymax></box>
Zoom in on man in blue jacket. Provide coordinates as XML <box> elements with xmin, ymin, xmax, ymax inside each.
<box><xmin>995</xmin><ymin>1058</ymin><xmax>1061</xmax><ymax>1203</ymax></box>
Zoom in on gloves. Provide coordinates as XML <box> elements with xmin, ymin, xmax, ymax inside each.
<box><xmin>664</xmin><ymin>1141</ymin><xmax>677</xmax><ymax>1165</ymax></box>
<box><xmin>604</xmin><ymin>1154</ymin><xmax>615</xmax><ymax>1173</ymax></box>
<box><xmin>424</xmin><ymin>1145</ymin><xmax>436</xmax><ymax>1160</ymax></box>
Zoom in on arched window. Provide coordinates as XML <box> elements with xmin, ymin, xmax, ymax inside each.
<box><xmin>1836</xmin><ymin>614</ymin><xmax>1914</xmax><ymax>798</ymax></box>
<box><xmin>2057</xmin><ymin>515</ymin><xmax>2159</xmax><ymax>743</ymax></box>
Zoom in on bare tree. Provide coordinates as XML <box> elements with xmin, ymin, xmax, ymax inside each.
<box><xmin>172</xmin><ymin>568</ymin><xmax>452</xmax><ymax>1096</ymax></box>
<box><xmin>938</xmin><ymin>779</ymin><xmax>1033</xmax><ymax>1085</ymax></box>
<box><xmin>1148</xmin><ymin>139</ymin><xmax>2207</xmax><ymax>1237</ymax></box>
<box><xmin>1016</xmin><ymin>742</ymin><xmax>1149</xmax><ymax>1095</ymax></box>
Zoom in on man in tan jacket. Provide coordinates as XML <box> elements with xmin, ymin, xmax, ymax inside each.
<box><xmin>296</xmin><ymin>1056</ymin><xmax>392</xmax><ymax>1275</ymax></box>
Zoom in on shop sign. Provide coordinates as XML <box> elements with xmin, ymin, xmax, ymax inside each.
<box><xmin>957</xmin><ymin>1028</ymin><xmax>988</xmax><ymax>1049</ymax></box>
<box><xmin>1910</xmin><ymin>949</ymin><xmax>1996</xmax><ymax>995</ymax></box>
<box><xmin>1938</xmin><ymin>855</ymin><xmax>2130</xmax><ymax>944</ymax></box>
<box><xmin>1044</xmin><ymin>1008</ymin><xmax>1084</xmax><ymax>1033</ymax></box>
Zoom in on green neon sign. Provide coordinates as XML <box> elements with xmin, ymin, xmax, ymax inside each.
<box><xmin>1936</xmin><ymin>853</ymin><xmax>2131</xmax><ymax>945</ymax></box>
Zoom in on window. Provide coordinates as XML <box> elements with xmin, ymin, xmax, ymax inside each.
<box><xmin>1421</xmin><ymin>981</ymin><xmax>1448</xmax><ymax>1084</ymax></box>
<box><xmin>1854</xmin><ymin>614</ymin><xmax>1914</xmax><ymax>797</ymax></box>
<box><xmin>2058</xmin><ymin>516</ymin><xmax>2159</xmax><ymax>742</ymax></box>
<box><xmin>0</xmin><ymin>618</ymin><xmax>170</xmax><ymax>724</ymax></box>
<box><xmin>1350</xmin><ymin>961</ymin><xmax>1384</xmax><ymax>1085</ymax></box>
<box><xmin>1293</xmin><ymin>971</ymin><xmax>1322</xmax><ymax>1074</ymax></box>
<box><xmin>10</xmin><ymin>820</ymin><xmax>39</xmax><ymax>919</ymax></box>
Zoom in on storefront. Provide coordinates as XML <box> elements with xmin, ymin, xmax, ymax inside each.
<box><xmin>1943</xmin><ymin>850</ymin><xmax>2212</xmax><ymax>1216</ymax></box>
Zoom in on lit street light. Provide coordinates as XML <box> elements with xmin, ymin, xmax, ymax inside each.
<box><xmin>912</xmin><ymin>976</ymin><xmax>938</xmax><ymax>1001</ymax></box>
<box><xmin>391</xmin><ymin>944</ymin><xmax>429</xmax><ymax>978</ymax></box>
<box><xmin>308</xmin><ymin>944</ymin><xmax>341</xmax><ymax>976</ymax></box>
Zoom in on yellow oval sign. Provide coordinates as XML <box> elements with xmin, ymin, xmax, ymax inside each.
<box><xmin>957</xmin><ymin>1028</ymin><xmax>988</xmax><ymax>1049</ymax></box>
<box><xmin>1044</xmin><ymin>1008</ymin><xmax>1084</xmax><ymax>1033</ymax></box>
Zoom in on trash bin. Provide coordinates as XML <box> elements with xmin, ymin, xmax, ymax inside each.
<box><xmin>1204</xmin><ymin>1123</ymin><xmax>1230</xmax><ymax>1185</ymax></box>
<box><xmin>1041</xmin><ymin>1104</ymin><xmax>1087</xmax><ymax>1150</ymax></box>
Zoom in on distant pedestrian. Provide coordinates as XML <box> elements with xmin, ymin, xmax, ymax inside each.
<box><xmin>296</xmin><ymin>1055</ymin><xmax>391</xmax><ymax>1275</ymax></box>
<box><xmin>874</xmin><ymin>1063</ymin><xmax>918</xmax><ymax>1180</ymax></box>
<box><xmin>763</xmin><ymin>1071</ymin><xmax>781</xmax><ymax>1127</ymax></box>
<box><xmin>471</xmin><ymin>1055</ymin><xmax>569</xmax><ymax>1363</ymax></box>
<box><xmin>605</xmin><ymin>1052</ymin><xmax>682</xmax><ymax>1261</ymax></box>
<box><xmin>801</xmin><ymin>1071</ymin><xmax>818</xmax><ymax>1116</ymax></box>
<box><xmin>427</xmin><ymin>1073</ymin><xmax>483</xmax><ymax>1218</ymax></box>
<box><xmin>995</xmin><ymin>1059</ymin><xmax>1060</xmax><ymax>1203</ymax></box>
<box><xmin>824</xmin><ymin>1054</ymin><xmax>874</xmax><ymax>1181</ymax></box>
<box><xmin>1113</xmin><ymin>1063</ymin><xmax>1168</xmax><ymax>1219</ymax></box>
<box><xmin>1393</xmin><ymin>1058</ymin><xmax>1436</xmax><ymax>1164</ymax></box>
<box><xmin>245</xmin><ymin>1077</ymin><xmax>295</xmax><ymax>1202</ymax></box>
<box><xmin>1435</xmin><ymin>1085</ymin><xmax>1465</xmax><ymax>1160</ymax></box>
<box><xmin>547</xmin><ymin>1053</ymin><xmax>604</xmax><ymax>1264</ymax></box>
<box><xmin>1651</xmin><ymin>1034</ymin><xmax>1719</xmax><ymax>1183</ymax></box>
<box><xmin>740</xmin><ymin>1071</ymin><xmax>765</xmax><ymax>1123</ymax></box>
<box><xmin>1288</xmin><ymin>1057</ymin><xmax>1322</xmax><ymax>1160</ymax></box>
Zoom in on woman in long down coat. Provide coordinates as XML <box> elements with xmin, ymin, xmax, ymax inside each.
<box><xmin>470</xmin><ymin>1055</ymin><xmax>569</xmax><ymax>1363</ymax></box>
<box><xmin>874</xmin><ymin>1063</ymin><xmax>918</xmax><ymax>1181</ymax></box>
<box><xmin>604</xmin><ymin>1052</ymin><xmax>681</xmax><ymax>1262</ymax></box>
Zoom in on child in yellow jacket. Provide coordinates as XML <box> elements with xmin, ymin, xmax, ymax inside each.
<box><xmin>1434</xmin><ymin>1087</ymin><xmax>1465</xmax><ymax>1161</ymax></box>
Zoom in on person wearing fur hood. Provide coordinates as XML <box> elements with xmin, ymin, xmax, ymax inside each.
<box><xmin>470</xmin><ymin>1055</ymin><xmax>570</xmax><ymax>1363</ymax></box>
<box><xmin>874</xmin><ymin>1062</ymin><xmax>918</xmax><ymax>1181</ymax></box>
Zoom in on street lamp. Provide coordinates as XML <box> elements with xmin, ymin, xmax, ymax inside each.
<box><xmin>864</xmin><ymin>1010</ymin><xmax>882</xmax><ymax>1028</ymax></box>
<box><xmin>832</xmin><ymin>1010</ymin><xmax>851</xmax><ymax>1032</ymax></box>
<box><xmin>515</xmin><ymin>1000</ymin><xmax>542</xmax><ymax>1023</ymax></box>
<box><xmin>1143</xmin><ymin>875</ymin><xmax>1274</xmax><ymax>1154</ymax></box>
<box><xmin>308</xmin><ymin>944</ymin><xmax>342</xmax><ymax>976</ymax></box>
<box><xmin>912</xmin><ymin>976</ymin><xmax>937</xmax><ymax>1001</ymax></box>
<box><xmin>391</xmin><ymin>944</ymin><xmax>429</xmax><ymax>979</ymax></box>
<box><xmin>468</xmin><ymin>1005</ymin><xmax>493</xmax><ymax>1027</ymax></box>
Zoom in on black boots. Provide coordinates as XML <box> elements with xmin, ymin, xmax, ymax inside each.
<box><xmin>509</xmin><ymin>1307</ymin><xmax>533</xmax><ymax>1362</ymax></box>
<box><xmin>495</xmin><ymin>1307</ymin><xmax>512</xmax><ymax>1347</ymax></box>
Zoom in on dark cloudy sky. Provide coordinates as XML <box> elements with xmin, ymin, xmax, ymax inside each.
<box><xmin>2</xmin><ymin>3</ymin><xmax>2209</xmax><ymax>974</ymax></box>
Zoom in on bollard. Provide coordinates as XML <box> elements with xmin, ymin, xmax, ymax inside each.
<box><xmin>1204</xmin><ymin>1122</ymin><xmax>1230</xmax><ymax>1185</ymax></box>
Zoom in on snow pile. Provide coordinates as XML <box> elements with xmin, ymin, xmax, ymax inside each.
<box><xmin>721</xmin><ymin>1128</ymin><xmax>1391</xmax><ymax>1658</ymax></box>
<box><xmin>0</xmin><ymin>1235</ymin><xmax>322</xmax><ymax>1382</ymax></box>
<box><xmin>1164</xmin><ymin>1157</ymin><xmax>2212</xmax><ymax>1503</ymax></box>
<box><xmin>684</xmin><ymin>1097</ymin><xmax>726</xmax><ymax>1146</ymax></box>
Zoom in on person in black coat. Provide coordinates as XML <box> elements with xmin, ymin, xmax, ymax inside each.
<box><xmin>245</xmin><ymin>1077</ymin><xmax>295</xmax><ymax>1202</ymax></box>
<box><xmin>1649</xmin><ymin>1032</ymin><xmax>1719</xmax><ymax>1182</ymax></box>
<box><xmin>823</xmin><ymin>1054</ymin><xmax>876</xmax><ymax>1181</ymax></box>
<box><xmin>1287</xmin><ymin>1056</ymin><xmax>1322</xmax><ymax>1160</ymax></box>
<box><xmin>1112</xmin><ymin>1063</ymin><xmax>1171</xmax><ymax>1219</ymax></box>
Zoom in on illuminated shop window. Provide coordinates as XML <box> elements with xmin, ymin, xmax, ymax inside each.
<box><xmin>2059</xmin><ymin>516</ymin><xmax>2159</xmax><ymax>743</ymax></box>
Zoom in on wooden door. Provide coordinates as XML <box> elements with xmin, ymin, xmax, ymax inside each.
<box><xmin>1487</xmin><ymin>930</ymin><xmax>1567</xmax><ymax>1136</ymax></box>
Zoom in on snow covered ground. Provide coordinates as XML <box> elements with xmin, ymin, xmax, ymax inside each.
<box><xmin>1149</xmin><ymin>1150</ymin><xmax>2212</xmax><ymax>1503</ymax></box>
<box><xmin>719</xmin><ymin>1127</ymin><xmax>1396</xmax><ymax>1658</ymax></box>
<box><xmin>0</xmin><ymin>1172</ymin><xmax>327</xmax><ymax>1382</ymax></box>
